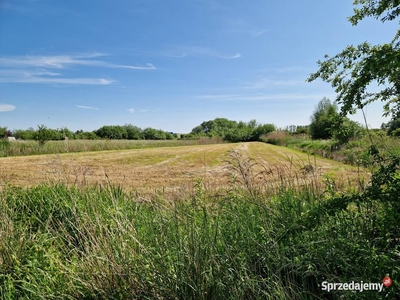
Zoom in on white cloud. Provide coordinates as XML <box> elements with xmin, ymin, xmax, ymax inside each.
<box><xmin>0</xmin><ymin>103</ymin><xmax>16</xmax><ymax>112</ymax></box>
<box><xmin>75</xmin><ymin>105</ymin><xmax>99</xmax><ymax>110</ymax></box>
<box><xmin>221</xmin><ymin>29</ymin><xmax>269</xmax><ymax>37</ymax></box>
<box><xmin>194</xmin><ymin>93</ymin><xmax>332</xmax><ymax>102</ymax></box>
<box><xmin>139</xmin><ymin>109</ymin><xmax>150</xmax><ymax>113</ymax></box>
<box><xmin>0</xmin><ymin>65</ymin><xmax>115</xmax><ymax>85</ymax></box>
<box><xmin>223</xmin><ymin>53</ymin><xmax>241</xmax><ymax>59</ymax></box>
<box><xmin>261</xmin><ymin>66</ymin><xmax>312</xmax><ymax>74</ymax></box>
<box><xmin>160</xmin><ymin>46</ymin><xmax>241</xmax><ymax>60</ymax></box>
<box><xmin>121</xmin><ymin>63</ymin><xmax>156</xmax><ymax>70</ymax></box>
<box><xmin>0</xmin><ymin>54</ymin><xmax>157</xmax><ymax>70</ymax></box>
<box><xmin>253</xmin><ymin>30</ymin><xmax>268</xmax><ymax>37</ymax></box>
<box><xmin>243</xmin><ymin>78</ymin><xmax>305</xmax><ymax>89</ymax></box>
<box><xmin>0</xmin><ymin>75</ymin><xmax>115</xmax><ymax>85</ymax></box>
<box><xmin>127</xmin><ymin>108</ymin><xmax>135</xmax><ymax>113</ymax></box>
<box><xmin>0</xmin><ymin>53</ymin><xmax>156</xmax><ymax>85</ymax></box>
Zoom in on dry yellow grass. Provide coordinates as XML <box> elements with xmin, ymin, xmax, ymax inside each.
<box><xmin>0</xmin><ymin>142</ymin><xmax>368</xmax><ymax>196</ymax></box>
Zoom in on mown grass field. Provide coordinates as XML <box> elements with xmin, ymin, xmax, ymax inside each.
<box><xmin>1</xmin><ymin>141</ymin><xmax>398</xmax><ymax>299</ymax></box>
<box><xmin>0</xmin><ymin>138</ymin><xmax>213</xmax><ymax>158</ymax></box>
<box><xmin>0</xmin><ymin>142</ymin><xmax>367</xmax><ymax>196</ymax></box>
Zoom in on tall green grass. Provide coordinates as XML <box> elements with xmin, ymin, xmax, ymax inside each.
<box><xmin>262</xmin><ymin>130</ymin><xmax>400</xmax><ymax>166</ymax></box>
<box><xmin>0</xmin><ymin>137</ymin><xmax>223</xmax><ymax>158</ymax></box>
<box><xmin>0</xmin><ymin>150</ymin><xmax>398</xmax><ymax>299</ymax></box>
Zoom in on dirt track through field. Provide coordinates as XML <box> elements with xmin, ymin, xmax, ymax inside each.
<box><xmin>0</xmin><ymin>142</ymin><xmax>367</xmax><ymax>195</ymax></box>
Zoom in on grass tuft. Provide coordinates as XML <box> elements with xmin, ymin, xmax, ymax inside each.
<box><xmin>0</xmin><ymin>155</ymin><xmax>398</xmax><ymax>299</ymax></box>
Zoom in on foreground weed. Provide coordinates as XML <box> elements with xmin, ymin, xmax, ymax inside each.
<box><xmin>1</xmin><ymin>149</ymin><xmax>399</xmax><ymax>300</ymax></box>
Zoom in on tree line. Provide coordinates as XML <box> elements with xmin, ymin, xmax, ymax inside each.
<box><xmin>1</xmin><ymin>102</ymin><xmax>398</xmax><ymax>145</ymax></box>
<box><xmin>308</xmin><ymin>96</ymin><xmax>400</xmax><ymax>143</ymax></box>
<box><xmin>0</xmin><ymin>120</ymin><xmax>277</xmax><ymax>144</ymax></box>
<box><xmin>181</xmin><ymin>118</ymin><xmax>276</xmax><ymax>142</ymax></box>
<box><xmin>0</xmin><ymin>124</ymin><xmax>178</xmax><ymax>143</ymax></box>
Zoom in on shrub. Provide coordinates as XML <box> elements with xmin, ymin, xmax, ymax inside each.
<box><xmin>260</xmin><ymin>130</ymin><xmax>291</xmax><ymax>146</ymax></box>
<box><xmin>332</xmin><ymin>118</ymin><xmax>364</xmax><ymax>144</ymax></box>
<box><xmin>34</xmin><ymin>125</ymin><xmax>52</xmax><ymax>146</ymax></box>
<box><xmin>309</xmin><ymin>97</ymin><xmax>339</xmax><ymax>140</ymax></box>
<box><xmin>252</xmin><ymin>123</ymin><xmax>276</xmax><ymax>140</ymax></box>
<box><xmin>391</xmin><ymin>128</ymin><xmax>400</xmax><ymax>137</ymax></box>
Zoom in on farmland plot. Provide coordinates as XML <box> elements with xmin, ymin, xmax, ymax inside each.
<box><xmin>0</xmin><ymin>142</ymin><xmax>367</xmax><ymax>195</ymax></box>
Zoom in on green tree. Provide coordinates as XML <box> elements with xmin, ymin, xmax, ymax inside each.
<box><xmin>191</xmin><ymin>118</ymin><xmax>238</xmax><ymax>137</ymax></box>
<box><xmin>165</xmin><ymin>132</ymin><xmax>177</xmax><ymax>140</ymax></box>
<box><xmin>382</xmin><ymin>116</ymin><xmax>400</xmax><ymax>136</ymax></box>
<box><xmin>309</xmin><ymin>98</ymin><xmax>339</xmax><ymax>139</ymax></box>
<box><xmin>190</xmin><ymin>118</ymin><xmax>275</xmax><ymax>142</ymax></box>
<box><xmin>143</xmin><ymin>128</ymin><xmax>167</xmax><ymax>140</ymax></box>
<box><xmin>57</xmin><ymin>127</ymin><xmax>75</xmax><ymax>139</ymax></box>
<box><xmin>307</xmin><ymin>0</ymin><xmax>400</xmax><ymax>120</ymax></box>
<box><xmin>295</xmin><ymin>125</ymin><xmax>309</xmax><ymax>135</ymax></box>
<box><xmin>190</xmin><ymin>125</ymin><xmax>205</xmax><ymax>136</ymax></box>
<box><xmin>0</xmin><ymin>127</ymin><xmax>7</xmax><ymax>139</ymax></box>
<box><xmin>123</xmin><ymin>124</ymin><xmax>142</xmax><ymax>140</ymax></box>
<box><xmin>252</xmin><ymin>123</ymin><xmax>276</xmax><ymax>140</ymax></box>
<box><xmin>391</xmin><ymin>128</ymin><xmax>400</xmax><ymax>137</ymax></box>
<box><xmin>35</xmin><ymin>125</ymin><xmax>51</xmax><ymax>146</ymax></box>
<box><xmin>95</xmin><ymin>125</ymin><xmax>127</xmax><ymax>139</ymax></box>
<box><xmin>14</xmin><ymin>128</ymin><xmax>36</xmax><ymax>140</ymax></box>
<box><xmin>224</xmin><ymin>121</ymin><xmax>252</xmax><ymax>142</ymax></box>
<box><xmin>75</xmin><ymin>131</ymin><xmax>98</xmax><ymax>140</ymax></box>
<box><xmin>332</xmin><ymin>118</ymin><xmax>364</xmax><ymax>144</ymax></box>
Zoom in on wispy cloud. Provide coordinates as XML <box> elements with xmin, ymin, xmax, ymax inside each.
<box><xmin>0</xmin><ymin>73</ymin><xmax>115</xmax><ymax>85</ymax></box>
<box><xmin>194</xmin><ymin>93</ymin><xmax>330</xmax><ymax>102</ymax></box>
<box><xmin>0</xmin><ymin>68</ymin><xmax>113</xmax><ymax>85</ymax></box>
<box><xmin>260</xmin><ymin>66</ymin><xmax>312</xmax><ymax>74</ymax></box>
<box><xmin>0</xmin><ymin>103</ymin><xmax>16</xmax><ymax>112</ymax></box>
<box><xmin>139</xmin><ymin>109</ymin><xmax>150</xmax><ymax>113</ymax></box>
<box><xmin>0</xmin><ymin>53</ymin><xmax>155</xmax><ymax>85</ymax></box>
<box><xmin>160</xmin><ymin>46</ymin><xmax>241</xmax><ymax>60</ymax></box>
<box><xmin>221</xmin><ymin>29</ymin><xmax>269</xmax><ymax>37</ymax></box>
<box><xmin>225</xmin><ymin>53</ymin><xmax>241</xmax><ymax>59</ymax></box>
<box><xmin>254</xmin><ymin>30</ymin><xmax>268</xmax><ymax>37</ymax></box>
<box><xmin>0</xmin><ymin>53</ymin><xmax>156</xmax><ymax>70</ymax></box>
<box><xmin>243</xmin><ymin>78</ymin><xmax>304</xmax><ymax>89</ymax></box>
<box><xmin>127</xmin><ymin>108</ymin><xmax>135</xmax><ymax>113</ymax></box>
<box><xmin>75</xmin><ymin>105</ymin><xmax>99</xmax><ymax>110</ymax></box>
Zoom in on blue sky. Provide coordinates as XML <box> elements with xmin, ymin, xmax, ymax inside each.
<box><xmin>0</xmin><ymin>0</ymin><xmax>397</xmax><ymax>133</ymax></box>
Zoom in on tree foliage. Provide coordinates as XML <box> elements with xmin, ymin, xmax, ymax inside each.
<box><xmin>309</xmin><ymin>98</ymin><xmax>364</xmax><ymax>142</ymax></box>
<box><xmin>57</xmin><ymin>127</ymin><xmax>75</xmax><ymax>139</ymax></box>
<box><xmin>188</xmin><ymin>118</ymin><xmax>275</xmax><ymax>142</ymax></box>
<box><xmin>307</xmin><ymin>0</ymin><xmax>400</xmax><ymax>119</ymax></box>
<box><xmin>13</xmin><ymin>128</ymin><xmax>36</xmax><ymax>140</ymax></box>
<box><xmin>95</xmin><ymin>125</ymin><xmax>128</xmax><ymax>139</ymax></box>
<box><xmin>94</xmin><ymin>124</ymin><xmax>174</xmax><ymax>140</ymax></box>
<box><xmin>75</xmin><ymin>130</ymin><xmax>98</xmax><ymax>140</ymax></box>
<box><xmin>0</xmin><ymin>127</ymin><xmax>7</xmax><ymax>139</ymax></box>
<box><xmin>309</xmin><ymin>98</ymin><xmax>339</xmax><ymax>139</ymax></box>
<box><xmin>35</xmin><ymin>125</ymin><xmax>52</xmax><ymax>146</ymax></box>
<box><xmin>382</xmin><ymin>115</ymin><xmax>400</xmax><ymax>135</ymax></box>
<box><xmin>2</xmin><ymin>119</ymin><xmax>275</xmax><ymax>142</ymax></box>
<box><xmin>194</xmin><ymin>118</ymin><xmax>239</xmax><ymax>138</ymax></box>
<box><xmin>142</xmin><ymin>127</ymin><xmax>166</xmax><ymax>140</ymax></box>
<box><xmin>0</xmin><ymin>127</ymin><xmax>12</xmax><ymax>138</ymax></box>
<box><xmin>124</xmin><ymin>124</ymin><xmax>142</xmax><ymax>140</ymax></box>
<box><xmin>332</xmin><ymin>118</ymin><xmax>364</xmax><ymax>144</ymax></box>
